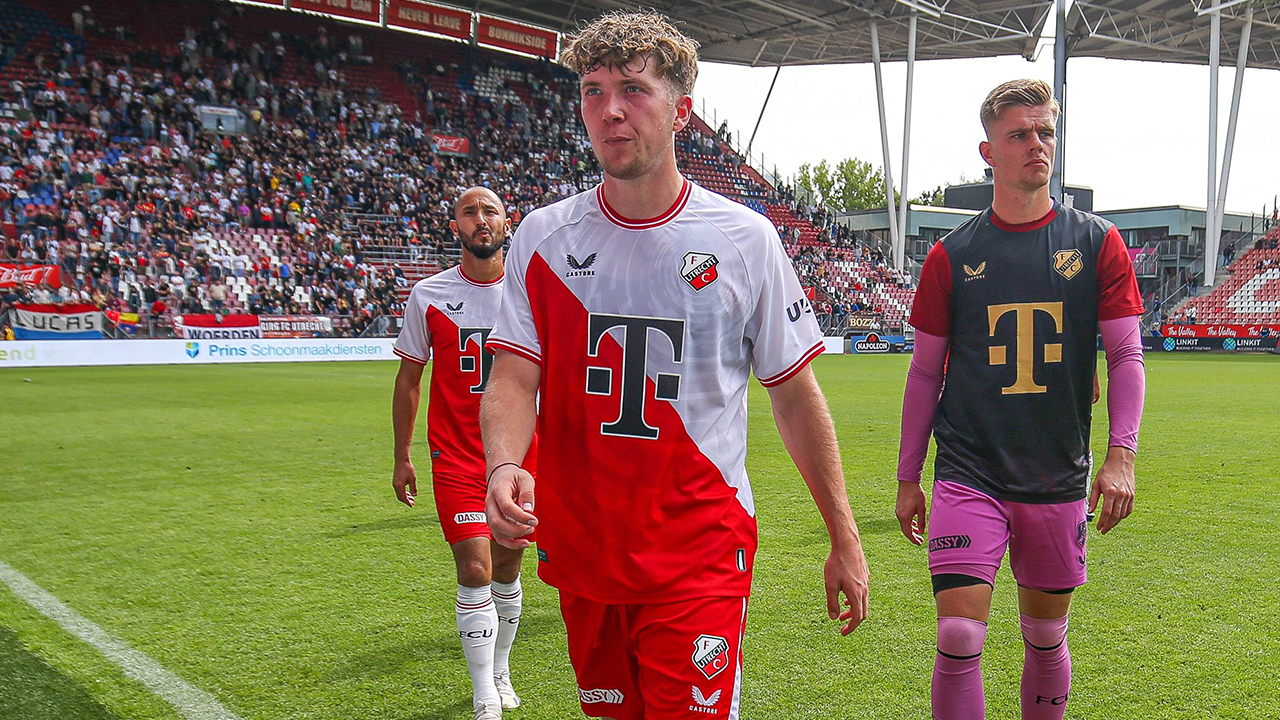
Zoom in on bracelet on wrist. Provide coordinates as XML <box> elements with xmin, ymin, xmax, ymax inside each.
<box><xmin>486</xmin><ymin>461</ymin><xmax>521</xmax><ymax>487</ymax></box>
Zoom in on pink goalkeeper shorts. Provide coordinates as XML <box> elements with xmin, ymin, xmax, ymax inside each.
<box><xmin>927</xmin><ymin>480</ymin><xmax>1088</xmax><ymax>592</ymax></box>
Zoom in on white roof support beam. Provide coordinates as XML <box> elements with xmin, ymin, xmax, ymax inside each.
<box><xmin>1205</xmin><ymin>7</ymin><xmax>1221</xmax><ymax>286</ymax></box>
<box><xmin>1212</xmin><ymin>2</ymin><xmax>1254</xmax><ymax>283</ymax></box>
<box><xmin>1051</xmin><ymin>0</ymin><xmax>1067</xmax><ymax>201</ymax></box>
<box><xmin>896</xmin><ymin>12</ymin><xmax>918</xmax><ymax>270</ymax></box>
<box><xmin>870</xmin><ymin>21</ymin><xmax>902</xmax><ymax>268</ymax></box>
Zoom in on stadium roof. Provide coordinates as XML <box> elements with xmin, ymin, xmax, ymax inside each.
<box><xmin>469</xmin><ymin>0</ymin><xmax>1280</xmax><ymax>70</ymax></box>
<box><xmin>472</xmin><ymin>0</ymin><xmax>1056</xmax><ymax>66</ymax></box>
<box><xmin>1067</xmin><ymin>0</ymin><xmax>1280</xmax><ymax>70</ymax></box>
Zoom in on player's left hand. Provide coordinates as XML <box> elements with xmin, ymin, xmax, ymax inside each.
<box><xmin>824</xmin><ymin>538</ymin><xmax>869</xmax><ymax>636</ymax></box>
<box><xmin>392</xmin><ymin>459</ymin><xmax>417</xmax><ymax>507</ymax></box>
<box><xmin>1089</xmin><ymin>446</ymin><xmax>1135</xmax><ymax>534</ymax></box>
<box><xmin>1092</xmin><ymin>372</ymin><xmax>1101</xmax><ymax>404</ymax></box>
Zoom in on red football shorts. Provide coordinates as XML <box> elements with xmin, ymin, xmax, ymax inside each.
<box><xmin>432</xmin><ymin>473</ymin><xmax>491</xmax><ymax>545</ymax></box>
<box><xmin>560</xmin><ymin>591</ymin><xmax>748</xmax><ymax>719</ymax></box>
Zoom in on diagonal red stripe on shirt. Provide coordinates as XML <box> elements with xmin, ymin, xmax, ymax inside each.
<box><xmin>522</xmin><ymin>250</ymin><xmax>755</xmax><ymax>604</ymax></box>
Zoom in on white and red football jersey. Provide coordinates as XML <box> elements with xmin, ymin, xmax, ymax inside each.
<box><xmin>395</xmin><ymin>266</ymin><xmax>535</xmax><ymax>480</ymax></box>
<box><xmin>488</xmin><ymin>178</ymin><xmax>823</xmax><ymax>604</ymax></box>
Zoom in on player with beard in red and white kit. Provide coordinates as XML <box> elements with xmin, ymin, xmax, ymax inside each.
<box><xmin>392</xmin><ymin>187</ymin><xmax>534</xmax><ymax>720</ymax></box>
<box><xmin>480</xmin><ymin>11</ymin><xmax>869</xmax><ymax>720</ymax></box>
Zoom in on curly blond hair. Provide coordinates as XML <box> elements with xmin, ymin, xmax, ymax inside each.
<box><xmin>980</xmin><ymin>79</ymin><xmax>1059</xmax><ymax>135</ymax></box>
<box><xmin>560</xmin><ymin>10</ymin><xmax>699</xmax><ymax>97</ymax></box>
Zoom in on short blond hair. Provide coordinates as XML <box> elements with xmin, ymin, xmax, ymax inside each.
<box><xmin>560</xmin><ymin>10</ymin><xmax>699</xmax><ymax>97</ymax></box>
<box><xmin>980</xmin><ymin>79</ymin><xmax>1059</xmax><ymax>135</ymax></box>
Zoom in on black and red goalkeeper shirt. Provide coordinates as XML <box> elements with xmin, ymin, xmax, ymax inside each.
<box><xmin>910</xmin><ymin>202</ymin><xmax>1143</xmax><ymax>503</ymax></box>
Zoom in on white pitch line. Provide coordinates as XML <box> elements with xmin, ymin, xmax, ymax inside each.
<box><xmin>0</xmin><ymin>559</ymin><xmax>241</xmax><ymax>720</ymax></box>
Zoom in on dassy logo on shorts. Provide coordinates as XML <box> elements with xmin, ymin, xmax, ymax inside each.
<box><xmin>578</xmin><ymin>688</ymin><xmax>625</xmax><ymax>704</ymax></box>
<box><xmin>454</xmin><ymin>512</ymin><xmax>487</xmax><ymax>524</ymax></box>
<box><xmin>692</xmin><ymin>634</ymin><xmax>730</xmax><ymax>680</ymax></box>
<box><xmin>927</xmin><ymin>535</ymin><xmax>972</xmax><ymax>552</ymax></box>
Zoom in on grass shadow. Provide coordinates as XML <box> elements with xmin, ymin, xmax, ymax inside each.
<box><xmin>0</xmin><ymin>625</ymin><xmax>122</xmax><ymax>720</ymax></box>
<box><xmin>327</xmin><ymin>514</ymin><xmax>441</xmax><ymax>537</ymax></box>
<box><xmin>853</xmin><ymin>516</ymin><xmax>907</xmax><ymax>535</ymax></box>
<box><xmin>403</xmin><ymin>696</ymin><xmax>473</xmax><ymax>720</ymax></box>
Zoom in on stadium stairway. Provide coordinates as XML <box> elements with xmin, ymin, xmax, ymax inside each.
<box><xmin>1173</xmin><ymin>227</ymin><xmax>1280</xmax><ymax>324</ymax></box>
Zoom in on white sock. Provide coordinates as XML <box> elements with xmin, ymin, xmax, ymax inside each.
<box><xmin>455</xmin><ymin>584</ymin><xmax>499</xmax><ymax>707</ymax></box>
<box><xmin>491</xmin><ymin>575</ymin><xmax>523</xmax><ymax>676</ymax></box>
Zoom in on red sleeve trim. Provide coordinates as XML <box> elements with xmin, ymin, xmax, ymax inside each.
<box><xmin>908</xmin><ymin>243</ymin><xmax>953</xmax><ymax>337</ymax></box>
<box><xmin>1097</xmin><ymin>226</ymin><xmax>1146</xmax><ymax>321</ymax></box>
<box><xmin>393</xmin><ymin>347</ymin><xmax>428</xmax><ymax>365</ymax></box>
<box><xmin>758</xmin><ymin>340</ymin><xmax>825</xmax><ymax>387</ymax></box>
<box><xmin>486</xmin><ymin>338</ymin><xmax>542</xmax><ymax>365</ymax></box>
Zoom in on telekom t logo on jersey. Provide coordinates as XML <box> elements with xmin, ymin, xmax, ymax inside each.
<box><xmin>458</xmin><ymin>327</ymin><xmax>494</xmax><ymax>393</ymax></box>
<box><xmin>585</xmin><ymin>313</ymin><xmax>685</xmax><ymax>439</ymax></box>
<box><xmin>986</xmin><ymin>302</ymin><xmax>1064</xmax><ymax>394</ymax></box>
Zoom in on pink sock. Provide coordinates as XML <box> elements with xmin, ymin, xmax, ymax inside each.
<box><xmin>1020</xmin><ymin>615</ymin><xmax>1071</xmax><ymax>719</ymax></box>
<box><xmin>933</xmin><ymin>616</ymin><xmax>987</xmax><ymax>720</ymax></box>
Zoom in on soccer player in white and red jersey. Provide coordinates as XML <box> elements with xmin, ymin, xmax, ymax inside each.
<box><xmin>895</xmin><ymin>80</ymin><xmax>1146</xmax><ymax>720</ymax></box>
<box><xmin>392</xmin><ymin>187</ymin><xmax>535</xmax><ymax>720</ymax></box>
<box><xmin>480</xmin><ymin>11</ymin><xmax>869</xmax><ymax>720</ymax></box>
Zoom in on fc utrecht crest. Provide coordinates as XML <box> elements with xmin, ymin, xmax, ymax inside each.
<box><xmin>1053</xmin><ymin>249</ymin><xmax>1084</xmax><ymax>280</ymax></box>
<box><xmin>681</xmin><ymin>252</ymin><xmax>719</xmax><ymax>291</ymax></box>
<box><xmin>692</xmin><ymin>634</ymin><xmax>730</xmax><ymax>680</ymax></box>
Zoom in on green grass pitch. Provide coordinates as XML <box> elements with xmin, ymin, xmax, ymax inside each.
<box><xmin>1</xmin><ymin>354</ymin><xmax>1277</xmax><ymax>719</ymax></box>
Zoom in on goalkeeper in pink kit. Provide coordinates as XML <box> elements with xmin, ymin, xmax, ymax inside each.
<box><xmin>896</xmin><ymin>79</ymin><xmax>1146</xmax><ymax>720</ymax></box>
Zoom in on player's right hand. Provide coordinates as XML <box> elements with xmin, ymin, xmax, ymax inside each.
<box><xmin>895</xmin><ymin>481</ymin><xmax>928</xmax><ymax>545</ymax></box>
<box><xmin>392</xmin><ymin>459</ymin><xmax>417</xmax><ymax>507</ymax></box>
<box><xmin>486</xmin><ymin>464</ymin><xmax>537</xmax><ymax>549</ymax></box>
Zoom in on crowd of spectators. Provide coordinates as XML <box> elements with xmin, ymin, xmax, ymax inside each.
<box><xmin>0</xmin><ymin>2</ymin><xmax>601</xmax><ymax>334</ymax></box>
<box><xmin>0</xmin><ymin>0</ymin><xmax>917</xmax><ymax>340</ymax></box>
<box><xmin>789</xmin><ymin>243</ymin><xmax>911</xmax><ymax>332</ymax></box>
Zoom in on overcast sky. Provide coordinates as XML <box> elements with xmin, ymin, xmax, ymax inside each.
<box><xmin>693</xmin><ymin>51</ymin><xmax>1280</xmax><ymax>216</ymax></box>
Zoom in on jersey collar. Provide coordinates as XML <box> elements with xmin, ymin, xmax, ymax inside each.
<box><xmin>458</xmin><ymin>266</ymin><xmax>503</xmax><ymax>287</ymax></box>
<box><xmin>990</xmin><ymin>202</ymin><xmax>1058</xmax><ymax>232</ymax></box>
<box><xmin>597</xmin><ymin>178</ymin><xmax>692</xmax><ymax>230</ymax></box>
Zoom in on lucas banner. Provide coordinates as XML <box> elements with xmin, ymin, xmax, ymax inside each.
<box><xmin>13</xmin><ymin>303</ymin><xmax>103</xmax><ymax>339</ymax></box>
<box><xmin>386</xmin><ymin>0</ymin><xmax>471</xmax><ymax>38</ymax></box>
<box><xmin>289</xmin><ymin>0</ymin><xmax>380</xmax><ymax>24</ymax></box>
<box><xmin>175</xmin><ymin>314</ymin><xmax>262</xmax><ymax>339</ymax></box>
<box><xmin>477</xmin><ymin>16</ymin><xmax>557</xmax><ymax>59</ymax></box>
<box><xmin>1</xmin><ymin>264</ymin><xmax>61</xmax><ymax>288</ymax></box>
<box><xmin>1160</xmin><ymin>323</ymin><xmax>1279</xmax><ymax>339</ymax></box>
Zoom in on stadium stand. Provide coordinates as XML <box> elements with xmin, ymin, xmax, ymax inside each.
<box><xmin>0</xmin><ymin>0</ymin><xmax>911</xmax><ymax>337</ymax></box>
<box><xmin>1169</xmin><ymin>227</ymin><xmax>1280</xmax><ymax>325</ymax></box>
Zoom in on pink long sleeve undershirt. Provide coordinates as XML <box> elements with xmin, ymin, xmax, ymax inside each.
<box><xmin>895</xmin><ymin>316</ymin><xmax>1146</xmax><ymax>483</ymax></box>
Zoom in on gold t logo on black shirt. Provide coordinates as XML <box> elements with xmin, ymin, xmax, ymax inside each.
<box><xmin>987</xmin><ymin>302</ymin><xmax>1064</xmax><ymax>394</ymax></box>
